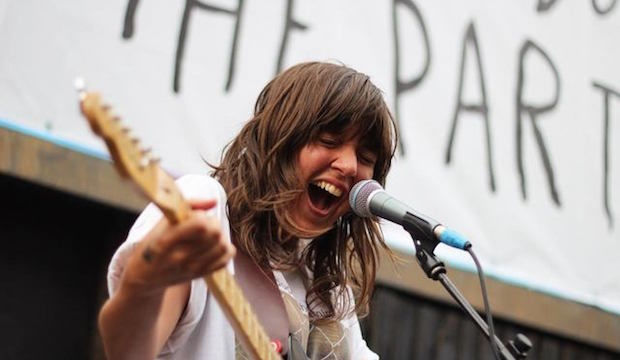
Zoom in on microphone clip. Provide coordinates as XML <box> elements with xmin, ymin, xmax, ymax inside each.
<box><xmin>402</xmin><ymin>211</ymin><xmax>440</xmax><ymax>254</ymax></box>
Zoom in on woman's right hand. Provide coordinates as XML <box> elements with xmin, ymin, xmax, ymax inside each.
<box><xmin>120</xmin><ymin>198</ymin><xmax>237</xmax><ymax>296</ymax></box>
<box><xmin>99</xmin><ymin>198</ymin><xmax>236</xmax><ymax>360</ymax></box>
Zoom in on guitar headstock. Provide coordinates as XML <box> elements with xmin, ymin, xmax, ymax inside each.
<box><xmin>76</xmin><ymin>81</ymin><xmax>189</xmax><ymax>223</ymax></box>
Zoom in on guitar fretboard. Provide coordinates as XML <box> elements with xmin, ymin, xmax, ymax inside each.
<box><xmin>205</xmin><ymin>269</ymin><xmax>281</xmax><ymax>360</ymax></box>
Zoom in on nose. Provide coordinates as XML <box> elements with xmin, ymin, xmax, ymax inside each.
<box><xmin>332</xmin><ymin>144</ymin><xmax>358</xmax><ymax>178</ymax></box>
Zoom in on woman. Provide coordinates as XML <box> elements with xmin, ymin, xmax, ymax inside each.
<box><xmin>99</xmin><ymin>61</ymin><xmax>397</xmax><ymax>359</ymax></box>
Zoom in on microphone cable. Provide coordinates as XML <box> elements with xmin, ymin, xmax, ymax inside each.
<box><xmin>467</xmin><ymin>246</ymin><xmax>501</xmax><ymax>360</ymax></box>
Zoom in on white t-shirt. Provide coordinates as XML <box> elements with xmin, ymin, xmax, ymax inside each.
<box><xmin>107</xmin><ymin>174</ymin><xmax>378</xmax><ymax>360</ymax></box>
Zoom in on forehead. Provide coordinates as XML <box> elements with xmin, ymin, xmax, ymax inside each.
<box><xmin>343</xmin><ymin>124</ymin><xmax>384</xmax><ymax>154</ymax></box>
<box><xmin>318</xmin><ymin>131</ymin><xmax>377</xmax><ymax>153</ymax></box>
<box><xmin>314</xmin><ymin>114</ymin><xmax>380</xmax><ymax>140</ymax></box>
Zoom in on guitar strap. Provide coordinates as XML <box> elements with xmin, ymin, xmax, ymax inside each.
<box><xmin>233</xmin><ymin>251</ymin><xmax>290</xmax><ymax>356</ymax></box>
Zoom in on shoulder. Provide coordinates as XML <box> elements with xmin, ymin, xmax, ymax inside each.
<box><xmin>175</xmin><ymin>174</ymin><xmax>227</xmax><ymax>201</ymax></box>
<box><xmin>107</xmin><ymin>174</ymin><xmax>230</xmax><ymax>295</ymax></box>
<box><xmin>125</xmin><ymin>174</ymin><xmax>227</xmax><ymax>245</ymax></box>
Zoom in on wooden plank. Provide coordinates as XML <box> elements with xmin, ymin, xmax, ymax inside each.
<box><xmin>0</xmin><ymin>126</ymin><xmax>146</xmax><ymax>212</ymax></box>
<box><xmin>376</xmin><ymin>249</ymin><xmax>620</xmax><ymax>353</ymax></box>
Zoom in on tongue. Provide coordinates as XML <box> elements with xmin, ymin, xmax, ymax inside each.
<box><xmin>309</xmin><ymin>185</ymin><xmax>334</xmax><ymax>211</ymax></box>
<box><xmin>315</xmin><ymin>193</ymin><xmax>331</xmax><ymax>211</ymax></box>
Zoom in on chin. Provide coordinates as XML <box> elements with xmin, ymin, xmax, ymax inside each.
<box><xmin>292</xmin><ymin>219</ymin><xmax>335</xmax><ymax>238</ymax></box>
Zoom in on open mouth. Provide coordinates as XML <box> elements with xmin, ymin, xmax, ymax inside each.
<box><xmin>307</xmin><ymin>180</ymin><xmax>343</xmax><ymax>213</ymax></box>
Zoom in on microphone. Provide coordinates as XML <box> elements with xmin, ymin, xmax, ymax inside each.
<box><xmin>349</xmin><ymin>179</ymin><xmax>470</xmax><ymax>250</ymax></box>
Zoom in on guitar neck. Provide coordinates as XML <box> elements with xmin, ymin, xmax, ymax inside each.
<box><xmin>205</xmin><ymin>269</ymin><xmax>281</xmax><ymax>360</ymax></box>
<box><xmin>152</xmin><ymin>170</ymin><xmax>281</xmax><ymax>360</ymax></box>
<box><xmin>78</xmin><ymin>91</ymin><xmax>280</xmax><ymax>360</ymax></box>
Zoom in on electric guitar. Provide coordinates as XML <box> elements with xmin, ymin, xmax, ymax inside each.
<box><xmin>77</xmin><ymin>85</ymin><xmax>284</xmax><ymax>360</ymax></box>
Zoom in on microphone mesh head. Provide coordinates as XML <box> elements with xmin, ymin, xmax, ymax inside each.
<box><xmin>349</xmin><ymin>179</ymin><xmax>383</xmax><ymax>218</ymax></box>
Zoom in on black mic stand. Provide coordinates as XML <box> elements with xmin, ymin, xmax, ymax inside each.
<box><xmin>402</xmin><ymin>213</ymin><xmax>532</xmax><ymax>360</ymax></box>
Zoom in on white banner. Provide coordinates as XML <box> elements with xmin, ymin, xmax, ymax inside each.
<box><xmin>1</xmin><ymin>0</ymin><xmax>618</xmax><ymax>314</ymax></box>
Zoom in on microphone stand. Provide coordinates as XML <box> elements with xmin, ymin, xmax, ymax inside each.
<box><xmin>402</xmin><ymin>213</ymin><xmax>532</xmax><ymax>360</ymax></box>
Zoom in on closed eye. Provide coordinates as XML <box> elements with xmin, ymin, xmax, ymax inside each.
<box><xmin>358</xmin><ymin>150</ymin><xmax>377</xmax><ymax>166</ymax></box>
<box><xmin>318</xmin><ymin>135</ymin><xmax>340</xmax><ymax>148</ymax></box>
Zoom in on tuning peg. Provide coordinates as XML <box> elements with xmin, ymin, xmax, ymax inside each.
<box><xmin>141</xmin><ymin>147</ymin><xmax>152</xmax><ymax>156</ymax></box>
<box><xmin>96</xmin><ymin>104</ymin><xmax>111</xmax><ymax>116</ymax></box>
<box><xmin>74</xmin><ymin>77</ymin><xmax>87</xmax><ymax>100</ymax></box>
<box><xmin>74</xmin><ymin>77</ymin><xmax>86</xmax><ymax>91</ymax></box>
<box><xmin>120</xmin><ymin>127</ymin><xmax>131</xmax><ymax>134</ymax></box>
<box><xmin>131</xmin><ymin>137</ymin><xmax>140</xmax><ymax>145</ymax></box>
<box><xmin>150</xmin><ymin>157</ymin><xmax>161</xmax><ymax>165</ymax></box>
<box><xmin>139</xmin><ymin>157</ymin><xmax>150</xmax><ymax>169</ymax></box>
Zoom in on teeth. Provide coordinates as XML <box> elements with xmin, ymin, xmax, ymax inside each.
<box><xmin>313</xmin><ymin>180</ymin><xmax>343</xmax><ymax>197</ymax></box>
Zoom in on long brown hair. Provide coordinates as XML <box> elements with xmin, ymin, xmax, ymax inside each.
<box><xmin>212</xmin><ymin>62</ymin><xmax>397</xmax><ymax>321</ymax></box>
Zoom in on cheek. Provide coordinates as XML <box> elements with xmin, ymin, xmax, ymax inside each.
<box><xmin>357</xmin><ymin>163</ymin><xmax>375</xmax><ymax>181</ymax></box>
<box><xmin>298</xmin><ymin>147</ymin><xmax>329</xmax><ymax>176</ymax></box>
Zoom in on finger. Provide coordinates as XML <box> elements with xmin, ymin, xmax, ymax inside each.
<box><xmin>139</xmin><ymin>217</ymin><xmax>172</xmax><ymax>263</ymax></box>
<box><xmin>183</xmin><ymin>231</ymin><xmax>231</xmax><ymax>263</ymax></box>
<box><xmin>147</xmin><ymin>248</ymin><xmax>197</xmax><ymax>283</ymax></box>
<box><xmin>157</xmin><ymin>241</ymin><xmax>232</xmax><ymax>282</ymax></box>
<box><xmin>188</xmin><ymin>198</ymin><xmax>217</xmax><ymax>211</ymax></box>
<box><xmin>163</xmin><ymin>232</ymin><xmax>222</xmax><ymax>269</ymax></box>
<box><xmin>158</xmin><ymin>216</ymin><xmax>221</xmax><ymax>252</ymax></box>
<box><xmin>193</xmin><ymin>242</ymin><xmax>236</xmax><ymax>275</ymax></box>
<box><xmin>140</xmin><ymin>207</ymin><xmax>219</xmax><ymax>264</ymax></box>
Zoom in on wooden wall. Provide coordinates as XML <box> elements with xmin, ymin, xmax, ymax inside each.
<box><xmin>2</xmin><ymin>125</ymin><xmax>619</xmax><ymax>359</ymax></box>
<box><xmin>363</xmin><ymin>285</ymin><xmax>620</xmax><ymax>360</ymax></box>
<box><xmin>0</xmin><ymin>174</ymin><xmax>135</xmax><ymax>359</ymax></box>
